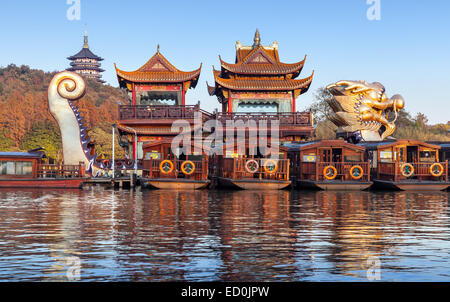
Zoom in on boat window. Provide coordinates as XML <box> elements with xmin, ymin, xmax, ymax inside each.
<box><xmin>0</xmin><ymin>161</ymin><xmax>33</xmax><ymax>176</ymax></box>
<box><xmin>15</xmin><ymin>162</ymin><xmax>33</xmax><ymax>175</ymax></box>
<box><xmin>0</xmin><ymin>161</ymin><xmax>7</xmax><ymax>174</ymax></box>
<box><xmin>139</xmin><ymin>91</ymin><xmax>179</xmax><ymax>106</ymax></box>
<box><xmin>419</xmin><ymin>151</ymin><xmax>436</xmax><ymax>162</ymax></box>
<box><xmin>380</xmin><ymin>151</ymin><xmax>393</xmax><ymax>163</ymax></box>
<box><xmin>344</xmin><ymin>155</ymin><xmax>361</xmax><ymax>163</ymax></box>
<box><xmin>302</xmin><ymin>153</ymin><xmax>317</xmax><ymax>163</ymax></box>
<box><xmin>332</xmin><ymin>149</ymin><xmax>343</xmax><ymax>162</ymax></box>
<box><xmin>236</xmin><ymin>101</ymin><xmax>279</xmax><ymax>113</ymax></box>
<box><xmin>145</xmin><ymin>152</ymin><xmax>161</xmax><ymax>160</ymax></box>
<box><xmin>320</xmin><ymin>149</ymin><xmax>331</xmax><ymax>162</ymax></box>
<box><xmin>370</xmin><ymin>151</ymin><xmax>378</xmax><ymax>168</ymax></box>
<box><xmin>398</xmin><ymin>148</ymin><xmax>405</xmax><ymax>162</ymax></box>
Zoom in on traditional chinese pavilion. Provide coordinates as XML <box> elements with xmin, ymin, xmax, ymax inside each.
<box><xmin>115</xmin><ymin>47</ymin><xmax>210</xmax><ymax>160</ymax></box>
<box><xmin>207</xmin><ymin>29</ymin><xmax>315</xmax><ymax>142</ymax></box>
<box><xmin>67</xmin><ymin>31</ymin><xmax>105</xmax><ymax>83</ymax></box>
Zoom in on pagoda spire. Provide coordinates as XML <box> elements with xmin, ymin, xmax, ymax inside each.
<box><xmin>67</xmin><ymin>30</ymin><xmax>105</xmax><ymax>83</ymax></box>
<box><xmin>253</xmin><ymin>29</ymin><xmax>261</xmax><ymax>48</ymax></box>
<box><xmin>83</xmin><ymin>30</ymin><xmax>89</xmax><ymax>49</ymax></box>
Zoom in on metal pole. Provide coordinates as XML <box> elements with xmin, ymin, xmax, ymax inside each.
<box><xmin>112</xmin><ymin>124</ymin><xmax>115</xmax><ymax>179</ymax></box>
<box><xmin>132</xmin><ymin>128</ymin><xmax>138</xmax><ymax>176</ymax></box>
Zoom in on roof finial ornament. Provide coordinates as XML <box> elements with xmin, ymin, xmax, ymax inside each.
<box><xmin>83</xmin><ymin>28</ymin><xmax>89</xmax><ymax>49</ymax></box>
<box><xmin>253</xmin><ymin>28</ymin><xmax>261</xmax><ymax>48</ymax></box>
<box><xmin>157</xmin><ymin>44</ymin><xmax>160</xmax><ymax>53</ymax></box>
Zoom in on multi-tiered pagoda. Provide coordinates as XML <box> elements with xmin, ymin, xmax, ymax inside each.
<box><xmin>115</xmin><ymin>48</ymin><xmax>208</xmax><ymax>160</ymax></box>
<box><xmin>67</xmin><ymin>31</ymin><xmax>105</xmax><ymax>83</ymax></box>
<box><xmin>208</xmin><ymin>30</ymin><xmax>315</xmax><ymax>141</ymax></box>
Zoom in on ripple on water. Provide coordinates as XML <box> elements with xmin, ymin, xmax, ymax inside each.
<box><xmin>0</xmin><ymin>188</ymin><xmax>448</xmax><ymax>281</ymax></box>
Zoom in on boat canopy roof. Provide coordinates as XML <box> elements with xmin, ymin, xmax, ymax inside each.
<box><xmin>0</xmin><ymin>152</ymin><xmax>45</xmax><ymax>159</ymax></box>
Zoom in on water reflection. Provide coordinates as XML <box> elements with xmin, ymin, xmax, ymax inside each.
<box><xmin>0</xmin><ymin>188</ymin><xmax>448</xmax><ymax>281</ymax></box>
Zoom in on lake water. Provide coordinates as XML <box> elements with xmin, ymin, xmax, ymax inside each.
<box><xmin>0</xmin><ymin>187</ymin><xmax>448</xmax><ymax>282</ymax></box>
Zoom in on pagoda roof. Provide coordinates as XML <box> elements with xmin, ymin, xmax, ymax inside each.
<box><xmin>209</xmin><ymin>69</ymin><xmax>314</xmax><ymax>94</ymax></box>
<box><xmin>235</xmin><ymin>36</ymin><xmax>280</xmax><ymax>63</ymax></box>
<box><xmin>115</xmin><ymin>50</ymin><xmax>202</xmax><ymax>88</ymax></box>
<box><xmin>67</xmin><ymin>66</ymin><xmax>105</xmax><ymax>72</ymax></box>
<box><xmin>220</xmin><ymin>46</ymin><xmax>306</xmax><ymax>76</ymax></box>
<box><xmin>220</xmin><ymin>54</ymin><xmax>305</xmax><ymax>76</ymax></box>
<box><xmin>67</xmin><ymin>47</ymin><xmax>104</xmax><ymax>61</ymax></box>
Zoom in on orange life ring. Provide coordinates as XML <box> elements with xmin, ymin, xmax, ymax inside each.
<box><xmin>181</xmin><ymin>161</ymin><xmax>196</xmax><ymax>176</ymax></box>
<box><xmin>263</xmin><ymin>159</ymin><xmax>278</xmax><ymax>174</ymax></box>
<box><xmin>323</xmin><ymin>165</ymin><xmax>338</xmax><ymax>180</ymax></box>
<box><xmin>401</xmin><ymin>163</ymin><xmax>414</xmax><ymax>178</ymax></box>
<box><xmin>350</xmin><ymin>165</ymin><xmax>364</xmax><ymax>180</ymax></box>
<box><xmin>430</xmin><ymin>163</ymin><xmax>444</xmax><ymax>177</ymax></box>
<box><xmin>159</xmin><ymin>160</ymin><xmax>174</xmax><ymax>175</ymax></box>
<box><xmin>245</xmin><ymin>160</ymin><xmax>259</xmax><ymax>173</ymax></box>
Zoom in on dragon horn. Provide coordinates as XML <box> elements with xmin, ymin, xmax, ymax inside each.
<box><xmin>334</xmin><ymin>80</ymin><xmax>374</xmax><ymax>93</ymax></box>
<box><xmin>327</xmin><ymin>80</ymin><xmax>358</xmax><ymax>90</ymax></box>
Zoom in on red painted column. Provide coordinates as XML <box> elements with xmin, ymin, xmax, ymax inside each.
<box><xmin>133</xmin><ymin>138</ymin><xmax>137</xmax><ymax>160</ymax></box>
<box><xmin>181</xmin><ymin>87</ymin><xmax>186</xmax><ymax>106</ymax></box>
<box><xmin>132</xmin><ymin>84</ymin><xmax>136</xmax><ymax>106</ymax></box>
<box><xmin>292</xmin><ymin>91</ymin><xmax>296</xmax><ymax>113</ymax></box>
<box><xmin>227</xmin><ymin>92</ymin><xmax>232</xmax><ymax>113</ymax></box>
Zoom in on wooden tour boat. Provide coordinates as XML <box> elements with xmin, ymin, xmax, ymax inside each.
<box><xmin>0</xmin><ymin>149</ymin><xmax>87</xmax><ymax>189</ymax></box>
<box><xmin>141</xmin><ymin>139</ymin><xmax>210</xmax><ymax>190</ymax></box>
<box><xmin>287</xmin><ymin>140</ymin><xmax>373</xmax><ymax>191</ymax></box>
<box><xmin>362</xmin><ymin>140</ymin><xmax>449</xmax><ymax>191</ymax></box>
<box><xmin>209</xmin><ymin>142</ymin><xmax>291</xmax><ymax>190</ymax></box>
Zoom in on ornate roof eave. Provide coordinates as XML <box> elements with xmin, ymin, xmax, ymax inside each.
<box><xmin>206</xmin><ymin>78</ymin><xmax>228</xmax><ymax>103</ymax></box>
<box><xmin>206</xmin><ymin>81</ymin><xmax>216</xmax><ymax>96</ymax></box>
<box><xmin>212</xmin><ymin>70</ymin><xmax>314</xmax><ymax>92</ymax></box>
<box><xmin>294</xmin><ymin>71</ymin><xmax>315</xmax><ymax>98</ymax></box>
<box><xmin>219</xmin><ymin>54</ymin><xmax>306</xmax><ymax>77</ymax></box>
<box><xmin>67</xmin><ymin>48</ymin><xmax>104</xmax><ymax>61</ymax></box>
<box><xmin>115</xmin><ymin>63</ymin><xmax>202</xmax><ymax>89</ymax></box>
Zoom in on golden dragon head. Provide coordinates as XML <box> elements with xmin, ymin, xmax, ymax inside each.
<box><xmin>326</xmin><ymin>80</ymin><xmax>405</xmax><ymax>142</ymax></box>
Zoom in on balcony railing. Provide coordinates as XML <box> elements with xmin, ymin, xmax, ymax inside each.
<box><xmin>37</xmin><ymin>163</ymin><xmax>86</xmax><ymax>179</ymax></box>
<box><xmin>119</xmin><ymin>105</ymin><xmax>213</xmax><ymax>121</ymax></box>
<box><xmin>299</xmin><ymin>161</ymin><xmax>371</xmax><ymax>182</ymax></box>
<box><xmin>142</xmin><ymin>159</ymin><xmax>209</xmax><ymax>181</ymax></box>
<box><xmin>212</xmin><ymin>157</ymin><xmax>290</xmax><ymax>181</ymax></box>
<box><xmin>378</xmin><ymin>161</ymin><xmax>449</xmax><ymax>182</ymax></box>
<box><xmin>215</xmin><ymin>112</ymin><xmax>313</xmax><ymax>127</ymax></box>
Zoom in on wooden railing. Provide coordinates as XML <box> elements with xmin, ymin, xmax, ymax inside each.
<box><xmin>142</xmin><ymin>159</ymin><xmax>208</xmax><ymax>181</ymax></box>
<box><xmin>378</xmin><ymin>161</ymin><xmax>449</xmax><ymax>182</ymax></box>
<box><xmin>37</xmin><ymin>163</ymin><xmax>86</xmax><ymax>179</ymax></box>
<box><xmin>96</xmin><ymin>158</ymin><xmax>143</xmax><ymax>170</ymax></box>
<box><xmin>218</xmin><ymin>158</ymin><xmax>290</xmax><ymax>181</ymax></box>
<box><xmin>119</xmin><ymin>105</ymin><xmax>212</xmax><ymax>121</ymax></box>
<box><xmin>215</xmin><ymin>111</ymin><xmax>313</xmax><ymax>126</ymax></box>
<box><xmin>299</xmin><ymin>162</ymin><xmax>371</xmax><ymax>182</ymax></box>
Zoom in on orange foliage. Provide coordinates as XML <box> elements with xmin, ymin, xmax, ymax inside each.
<box><xmin>0</xmin><ymin>64</ymin><xmax>126</xmax><ymax>149</ymax></box>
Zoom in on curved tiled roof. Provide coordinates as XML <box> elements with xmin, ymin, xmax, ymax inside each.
<box><xmin>220</xmin><ymin>55</ymin><xmax>306</xmax><ymax>76</ymax></box>
<box><xmin>220</xmin><ymin>44</ymin><xmax>305</xmax><ymax>76</ymax></box>
<box><xmin>116</xmin><ymin>68</ymin><xmax>202</xmax><ymax>83</ymax></box>
<box><xmin>212</xmin><ymin>70</ymin><xmax>314</xmax><ymax>92</ymax></box>
<box><xmin>115</xmin><ymin>51</ymin><xmax>202</xmax><ymax>87</ymax></box>
<box><xmin>68</xmin><ymin>65</ymin><xmax>105</xmax><ymax>72</ymax></box>
<box><xmin>67</xmin><ymin>48</ymin><xmax>104</xmax><ymax>61</ymax></box>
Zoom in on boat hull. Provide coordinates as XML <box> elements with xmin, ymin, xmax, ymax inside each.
<box><xmin>373</xmin><ymin>180</ymin><xmax>450</xmax><ymax>191</ymax></box>
<box><xmin>297</xmin><ymin>180</ymin><xmax>373</xmax><ymax>191</ymax></box>
<box><xmin>142</xmin><ymin>178</ymin><xmax>210</xmax><ymax>190</ymax></box>
<box><xmin>0</xmin><ymin>178</ymin><xmax>86</xmax><ymax>189</ymax></box>
<box><xmin>218</xmin><ymin>177</ymin><xmax>291</xmax><ymax>190</ymax></box>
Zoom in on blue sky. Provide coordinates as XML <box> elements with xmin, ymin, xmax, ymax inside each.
<box><xmin>0</xmin><ymin>0</ymin><xmax>449</xmax><ymax>123</ymax></box>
